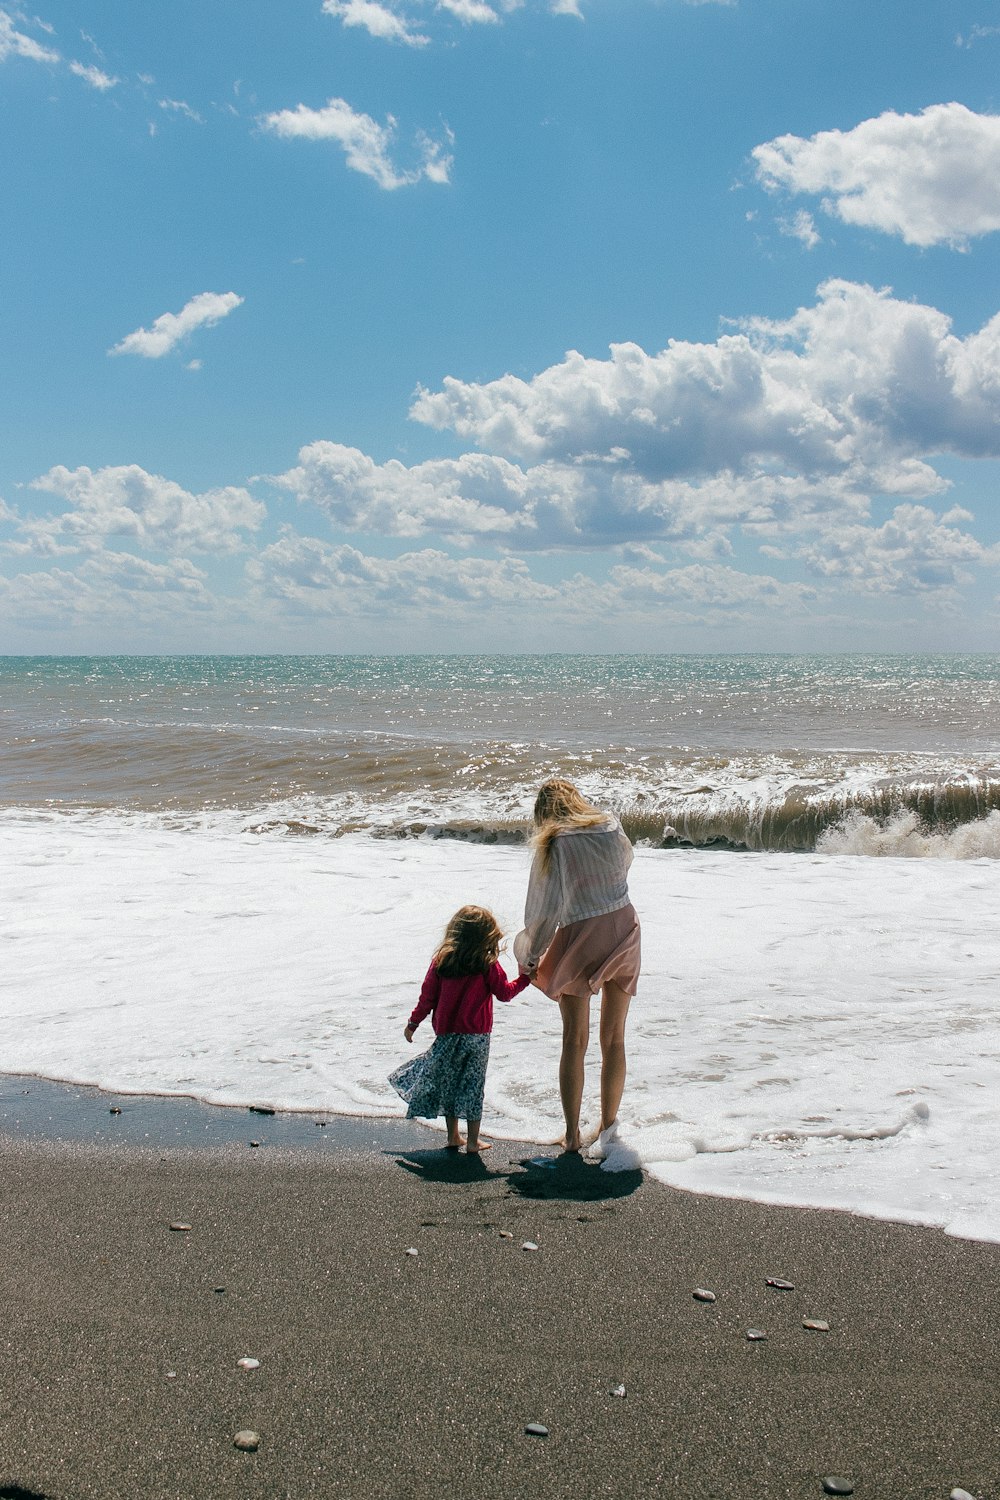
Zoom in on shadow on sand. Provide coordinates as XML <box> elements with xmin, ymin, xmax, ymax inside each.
<box><xmin>505</xmin><ymin>1151</ymin><xmax>643</xmax><ymax>1202</ymax></box>
<box><xmin>392</xmin><ymin>1145</ymin><xmax>642</xmax><ymax>1202</ymax></box>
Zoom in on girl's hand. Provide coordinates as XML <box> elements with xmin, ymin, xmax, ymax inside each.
<box><xmin>404</xmin><ymin>1024</ymin><xmax>415</xmax><ymax>1043</ymax></box>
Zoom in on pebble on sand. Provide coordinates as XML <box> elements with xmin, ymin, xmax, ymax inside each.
<box><xmin>405</xmin><ymin>1247</ymin><xmax>419</xmax><ymax>1256</ymax></box>
<box><xmin>234</xmin><ymin>1431</ymin><xmax>260</xmax><ymax>1452</ymax></box>
<box><xmin>950</xmin><ymin>1490</ymin><xmax>976</xmax><ymax>1500</ymax></box>
<box><xmin>109</xmin><ymin>1106</ymin><xmax>122</xmax><ymax>1115</ymax></box>
<box><xmin>610</xmin><ymin>1383</ymin><xmax>626</xmax><ymax>1398</ymax></box>
<box><xmin>803</xmin><ymin>1318</ymin><xmax>831</xmax><ymax>1332</ymax></box>
<box><xmin>521</xmin><ymin>1241</ymin><xmax>539</xmax><ymax>1252</ymax></box>
<box><xmin>746</xmin><ymin>1329</ymin><xmax>768</xmax><ymax>1341</ymax></box>
<box><xmin>821</xmin><ymin>1478</ymin><xmax>853</xmax><ymax>1496</ymax></box>
<box><xmin>499</xmin><ymin>1230</ymin><xmax>514</xmax><ymax>1239</ymax></box>
<box><xmin>168</xmin><ymin>1222</ymin><xmax>192</xmax><ymax>1232</ymax></box>
<box><xmin>236</xmin><ymin>1358</ymin><xmax>260</xmax><ymax>1370</ymax></box>
<box><xmin>524</xmin><ymin>1423</ymin><xmax>549</xmax><ymax>1437</ymax></box>
<box><xmin>766</xmin><ymin>1278</ymin><xmax>795</xmax><ymax>1290</ymax></box>
<box><xmin>248</xmin><ymin>1106</ymin><xmax>275</xmax><ymax>1116</ymax></box>
<box><xmin>692</xmin><ymin>1288</ymin><xmax>717</xmax><ymax>1303</ymax></box>
<box><xmin>249</xmin><ymin>1141</ymin><xmax>260</xmax><ymax>1148</ymax></box>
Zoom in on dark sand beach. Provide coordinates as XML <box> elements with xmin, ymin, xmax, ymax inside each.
<box><xmin>0</xmin><ymin>1078</ymin><xmax>996</xmax><ymax>1500</ymax></box>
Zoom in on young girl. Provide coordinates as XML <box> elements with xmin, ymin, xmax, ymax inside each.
<box><xmin>389</xmin><ymin>905</ymin><xmax>529</xmax><ymax>1153</ymax></box>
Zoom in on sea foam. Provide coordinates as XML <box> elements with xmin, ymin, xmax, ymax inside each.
<box><xmin>2</xmin><ymin>810</ymin><xmax>999</xmax><ymax>1242</ymax></box>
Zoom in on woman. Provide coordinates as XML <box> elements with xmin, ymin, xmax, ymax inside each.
<box><xmin>514</xmin><ymin>778</ymin><xmax>641</xmax><ymax>1153</ymax></box>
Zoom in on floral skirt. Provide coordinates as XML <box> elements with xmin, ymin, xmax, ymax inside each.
<box><xmin>388</xmin><ymin>1033</ymin><xmax>490</xmax><ymax>1122</ymax></box>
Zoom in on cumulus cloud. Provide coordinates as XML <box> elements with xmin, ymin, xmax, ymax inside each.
<box><xmin>69</xmin><ymin>59</ymin><xmax>118</xmax><ymax>89</ymax></box>
<box><xmin>248</xmin><ymin>532</ymin><xmax>558</xmax><ymax>615</ymax></box>
<box><xmin>0</xmin><ymin>553</ymin><xmax>213</xmax><ymax>629</ymax></box>
<box><xmin>778</xmin><ymin>208</ymin><xmax>819</xmax><ymax>249</ymax></box>
<box><xmin>781</xmin><ymin>503</ymin><xmax>997</xmax><ymax>596</ymax></box>
<box><xmin>109</xmin><ymin>292</ymin><xmax>243</xmax><ymax>359</ymax></box>
<box><xmin>0</xmin><ymin>8</ymin><xmax>58</xmax><ymax>62</ymax></box>
<box><xmin>411</xmin><ymin>279</ymin><xmax>1000</xmax><ymax>494</ymax></box>
<box><xmin>322</xmin><ymin>0</ymin><xmax>429</xmax><ymax>45</ymax></box>
<box><xmin>21</xmin><ymin>464</ymin><xmax>265</xmax><ymax>554</ymax></box>
<box><xmin>260</xmin><ymin>97</ymin><xmax>452</xmax><ymax>189</ymax></box>
<box><xmin>608</xmin><ymin>561</ymin><xmax>815</xmax><ymax>612</ymax></box>
<box><xmin>753</xmin><ymin>103</ymin><xmax>1000</xmax><ymax>249</ymax></box>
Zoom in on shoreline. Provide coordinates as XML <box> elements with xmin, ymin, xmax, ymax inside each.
<box><xmin>0</xmin><ymin>1077</ymin><xmax>997</xmax><ymax>1497</ymax></box>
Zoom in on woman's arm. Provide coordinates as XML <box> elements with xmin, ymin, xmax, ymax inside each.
<box><xmin>512</xmin><ymin>843</ymin><xmax>564</xmax><ymax>969</ymax></box>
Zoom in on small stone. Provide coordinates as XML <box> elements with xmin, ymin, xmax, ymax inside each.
<box><xmin>803</xmin><ymin>1318</ymin><xmax>831</xmax><ymax>1332</ymax></box>
<box><xmin>610</xmin><ymin>1383</ymin><xmax>626</xmax><ymax>1398</ymax></box>
<box><xmin>521</xmin><ymin>1241</ymin><xmax>539</xmax><ymax>1252</ymax></box>
<box><xmin>766</xmin><ymin>1277</ymin><xmax>795</xmax><ymax>1290</ymax></box>
<box><xmin>169</xmin><ymin>1222</ymin><xmax>192</xmax><ymax>1232</ymax></box>
<box><xmin>213</xmin><ymin>1287</ymin><xmax>226</xmax><ymax>1295</ymax></box>
<box><xmin>692</xmin><ymin>1287</ymin><xmax>716</xmax><ymax>1303</ymax></box>
<box><xmin>109</xmin><ymin>1106</ymin><xmax>122</xmax><ymax>1115</ymax></box>
<box><xmin>315</xmin><ymin>1120</ymin><xmax>327</xmax><ymax>1127</ymax></box>
<box><xmin>165</xmin><ymin>1371</ymin><xmax>177</xmax><ymax>1380</ymax></box>
<box><xmin>234</xmin><ymin>1430</ymin><xmax>260</xmax><ymax>1452</ymax></box>
<box><xmin>524</xmin><ymin>1423</ymin><xmax>548</xmax><ymax>1438</ymax></box>
<box><xmin>821</xmin><ymin>1479</ymin><xmax>853</xmax><ymax>1496</ymax></box>
<box><xmin>499</xmin><ymin>1230</ymin><xmax>514</xmax><ymax>1240</ymax></box>
<box><xmin>746</xmin><ymin>1329</ymin><xmax>768</xmax><ymax>1341</ymax></box>
<box><xmin>405</xmin><ymin>1247</ymin><xmax>418</xmax><ymax>1256</ymax></box>
<box><xmin>237</xmin><ymin>1358</ymin><xmax>260</xmax><ymax>1370</ymax></box>
<box><xmin>950</xmin><ymin>1490</ymin><xmax>975</xmax><ymax>1500</ymax></box>
<box><xmin>248</xmin><ymin>1105</ymin><xmax>274</xmax><ymax>1116</ymax></box>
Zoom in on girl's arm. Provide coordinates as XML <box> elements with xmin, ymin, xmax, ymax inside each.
<box><xmin>488</xmin><ymin>962</ymin><xmax>532</xmax><ymax>1004</ymax></box>
<box><xmin>512</xmin><ymin>843</ymin><xmax>563</xmax><ymax>970</ymax></box>
<box><xmin>406</xmin><ymin>963</ymin><xmax>441</xmax><ymax>1035</ymax></box>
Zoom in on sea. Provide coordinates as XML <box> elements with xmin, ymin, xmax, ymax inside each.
<box><xmin>2</xmin><ymin>653</ymin><xmax>999</xmax><ymax>1240</ymax></box>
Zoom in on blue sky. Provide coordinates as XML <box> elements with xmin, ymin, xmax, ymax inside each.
<box><xmin>2</xmin><ymin>0</ymin><xmax>1000</xmax><ymax>652</ymax></box>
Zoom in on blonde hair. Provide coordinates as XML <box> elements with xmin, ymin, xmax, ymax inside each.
<box><xmin>531</xmin><ymin>777</ymin><xmax>608</xmax><ymax>873</ymax></box>
<box><xmin>432</xmin><ymin>904</ymin><xmax>503</xmax><ymax>979</ymax></box>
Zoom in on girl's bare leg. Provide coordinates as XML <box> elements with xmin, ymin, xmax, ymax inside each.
<box><xmin>598</xmin><ymin>981</ymin><xmax>631</xmax><ymax>1132</ymax></box>
<box><xmin>445</xmin><ymin>1114</ymin><xmax>464</xmax><ymax>1149</ymax></box>
<box><xmin>466</xmin><ymin>1119</ymin><xmax>492</xmax><ymax>1153</ymax></box>
<box><xmin>558</xmin><ymin>993</ymin><xmax>591</xmax><ymax>1152</ymax></box>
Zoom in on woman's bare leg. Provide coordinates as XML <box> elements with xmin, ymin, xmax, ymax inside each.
<box><xmin>558</xmin><ymin>993</ymin><xmax>591</xmax><ymax>1152</ymax></box>
<box><xmin>598</xmin><ymin>981</ymin><xmax>631</xmax><ymax>1132</ymax></box>
<box><xmin>445</xmin><ymin>1114</ymin><xmax>463</xmax><ymax>1149</ymax></box>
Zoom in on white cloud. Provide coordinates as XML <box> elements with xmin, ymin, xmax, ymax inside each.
<box><xmin>22</xmin><ymin>464</ymin><xmax>265</xmax><ymax>554</ymax></box>
<box><xmin>69</xmin><ymin>59</ymin><xmax>118</xmax><ymax>89</ymax></box>
<box><xmin>0</xmin><ymin>7</ymin><xmax>58</xmax><ymax>62</ymax></box>
<box><xmin>436</xmin><ymin>0</ymin><xmax>501</xmax><ymax>22</ymax></box>
<box><xmin>608</xmin><ymin>561</ymin><xmax>815</xmax><ymax>612</ymax></box>
<box><xmin>411</xmin><ymin>279</ymin><xmax>1000</xmax><ymax>496</ymax></box>
<box><xmin>109</xmin><ymin>291</ymin><xmax>244</xmax><ymax>359</ymax></box>
<box><xmin>0</xmin><ymin>553</ymin><xmax>213</xmax><ymax>630</ymax></box>
<box><xmin>753</xmin><ymin>103</ymin><xmax>1000</xmax><ymax>249</ymax></box>
<box><xmin>787</xmin><ymin>503</ymin><xmax>996</xmax><ymax>596</ymax></box>
<box><xmin>158</xmin><ymin>97</ymin><xmax>204</xmax><ymax>124</ymax></box>
<box><xmin>778</xmin><ymin>208</ymin><xmax>819</xmax><ymax>249</ymax></box>
<box><xmin>322</xmin><ymin>0</ymin><xmax>429</xmax><ymax>45</ymax></box>
<box><xmin>260</xmin><ymin>97</ymin><xmax>452</xmax><ymax>189</ymax></box>
<box><xmin>248</xmin><ymin>532</ymin><xmax>558</xmax><ymax>614</ymax></box>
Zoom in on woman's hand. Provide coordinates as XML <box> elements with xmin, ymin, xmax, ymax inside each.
<box><xmin>403</xmin><ymin>1024</ymin><xmax>415</xmax><ymax>1043</ymax></box>
<box><xmin>518</xmin><ymin>961</ymin><xmax>538</xmax><ymax>980</ymax></box>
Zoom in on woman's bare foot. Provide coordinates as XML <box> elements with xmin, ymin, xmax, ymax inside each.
<box><xmin>446</xmin><ymin>1137</ymin><xmax>464</xmax><ymax>1150</ymax></box>
<box><xmin>560</xmin><ymin>1134</ymin><xmax>583</xmax><ymax>1154</ymax></box>
<box><xmin>466</xmin><ymin>1139</ymin><xmax>492</xmax><ymax>1153</ymax></box>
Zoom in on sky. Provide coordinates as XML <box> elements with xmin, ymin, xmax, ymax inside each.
<box><xmin>2</xmin><ymin>0</ymin><xmax>1000</xmax><ymax>654</ymax></box>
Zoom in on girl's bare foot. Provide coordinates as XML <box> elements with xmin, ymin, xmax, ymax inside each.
<box><xmin>446</xmin><ymin>1138</ymin><xmax>464</xmax><ymax>1150</ymax></box>
<box><xmin>561</xmin><ymin>1134</ymin><xmax>583</xmax><ymax>1154</ymax></box>
<box><xmin>466</xmin><ymin>1139</ymin><xmax>492</xmax><ymax>1153</ymax></box>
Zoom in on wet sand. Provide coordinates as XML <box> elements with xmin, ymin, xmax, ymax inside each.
<box><xmin>0</xmin><ymin>1080</ymin><xmax>997</xmax><ymax>1500</ymax></box>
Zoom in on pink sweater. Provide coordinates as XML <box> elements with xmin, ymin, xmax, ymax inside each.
<box><xmin>408</xmin><ymin>961</ymin><xmax>529</xmax><ymax>1036</ymax></box>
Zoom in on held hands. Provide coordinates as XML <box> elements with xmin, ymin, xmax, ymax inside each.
<box><xmin>518</xmin><ymin>960</ymin><xmax>538</xmax><ymax>980</ymax></box>
<box><xmin>403</xmin><ymin>1024</ymin><xmax>415</xmax><ymax>1043</ymax></box>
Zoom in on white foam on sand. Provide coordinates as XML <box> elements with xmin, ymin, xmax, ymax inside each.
<box><xmin>2</xmin><ymin>811</ymin><xmax>999</xmax><ymax>1242</ymax></box>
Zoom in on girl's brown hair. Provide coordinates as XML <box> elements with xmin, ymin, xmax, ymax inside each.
<box><xmin>433</xmin><ymin>904</ymin><xmax>503</xmax><ymax>979</ymax></box>
<box><xmin>532</xmin><ymin>777</ymin><xmax>608</xmax><ymax>872</ymax></box>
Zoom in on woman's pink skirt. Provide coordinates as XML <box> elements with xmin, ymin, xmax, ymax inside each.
<box><xmin>534</xmin><ymin>904</ymin><xmax>641</xmax><ymax>1000</ymax></box>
